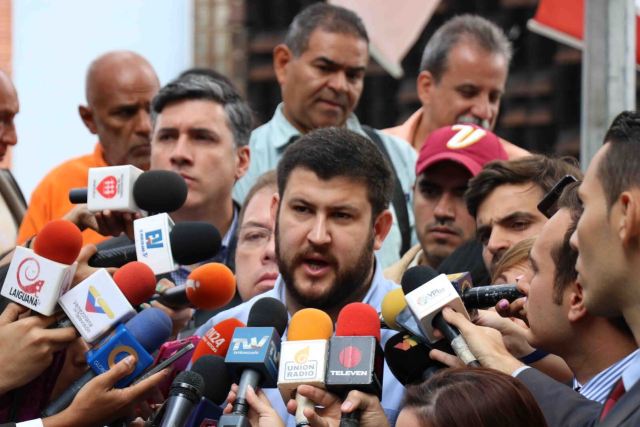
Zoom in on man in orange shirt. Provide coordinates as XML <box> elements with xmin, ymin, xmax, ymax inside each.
<box><xmin>383</xmin><ymin>15</ymin><xmax>528</xmax><ymax>159</ymax></box>
<box><xmin>17</xmin><ymin>51</ymin><xmax>160</xmax><ymax>245</ymax></box>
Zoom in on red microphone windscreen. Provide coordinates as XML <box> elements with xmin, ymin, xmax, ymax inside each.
<box><xmin>186</xmin><ymin>263</ymin><xmax>236</xmax><ymax>310</ymax></box>
<box><xmin>33</xmin><ymin>219</ymin><xmax>83</xmax><ymax>265</ymax></box>
<box><xmin>192</xmin><ymin>318</ymin><xmax>245</xmax><ymax>362</ymax></box>
<box><xmin>113</xmin><ymin>261</ymin><xmax>157</xmax><ymax>306</ymax></box>
<box><xmin>335</xmin><ymin>302</ymin><xmax>381</xmax><ymax>342</ymax></box>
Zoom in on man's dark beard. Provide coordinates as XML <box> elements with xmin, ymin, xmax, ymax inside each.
<box><xmin>275</xmin><ymin>221</ymin><xmax>375</xmax><ymax>311</ymax></box>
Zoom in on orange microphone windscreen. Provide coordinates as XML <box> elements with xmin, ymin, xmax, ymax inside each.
<box><xmin>191</xmin><ymin>318</ymin><xmax>245</xmax><ymax>362</ymax></box>
<box><xmin>33</xmin><ymin>219</ymin><xmax>83</xmax><ymax>265</ymax></box>
<box><xmin>113</xmin><ymin>261</ymin><xmax>157</xmax><ymax>306</ymax></box>
<box><xmin>186</xmin><ymin>263</ymin><xmax>236</xmax><ymax>310</ymax></box>
<box><xmin>287</xmin><ymin>308</ymin><xmax>333</xmax><ymax>341</ymax></box>
<box><xmin>336</xmin><ymin>302</ymin><xmax>381</xmax><ymax>342</ymax></box>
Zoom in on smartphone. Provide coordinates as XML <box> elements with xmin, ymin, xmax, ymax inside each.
<box><xmin>537</xmin><ymin>174</ymin><xmax>578</xmax><ymax>218</ymax></box>
<box><xmin>133</xmin><ymin>340</ymin><xmax>196</xmax><ymax>384</ymax></box>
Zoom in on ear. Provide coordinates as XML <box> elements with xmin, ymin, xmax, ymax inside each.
<box><xmin>273</xmin><ymin>44</ymin><xmax>294</xmax><ymax>87</ymax></box>
<box><xmin>567</xmin><ymin>282</ymin><xmax>588</xmax><ymax>323</ymax></box>
<box><xmin>270</xmin><ymin>192</ymin><xmax>280</xmax><ymax>226</ymax></box>
<box><xmin>618</xmin><ymin>190</ymin><xmax>640</xmax><ymax>248</ymax></box>
<box><xmin>78</xmin><ymin>105</ymin><xmax>98</xmax><ymax>134</ymax></box>
<box><xmin>417</xmin><ymin>70</ymin><xmax>436</xmax><ymax>107</ymax></box>
<box><xmin>372</xmin><ymin>209</ymin><xmax>394</xmax><ymax>251</ymax></box>
<box><xmin>234</xmin><ymin>146</ymin><xmax>251</xmax><ymax>180</ymax></box>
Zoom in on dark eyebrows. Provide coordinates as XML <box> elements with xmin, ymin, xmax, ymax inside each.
<box><xmin>314</xmin><ymin>56</ymin><xmax>366</xmax><ymax>74</ymax></box>
<box><xmin>496</xmin><ymin>211</ymin><xmax>537</xmax><ymax>226</ymax></box>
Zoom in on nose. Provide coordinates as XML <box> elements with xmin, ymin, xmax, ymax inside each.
<box><xmin>169</xmin><ymin>135</ymin><xmax>194</xmax><ymax>167</ymax></box>
<box><xmin>433</xmin><ymin>192</ymin><xmax>456</xmax><ymax>222</ymax></box>
<box><xmin>327</xmin><ymin>71</ymin><xmax>348</xmax><ymax>94</ymax></box>
<box><xmin>486</xmin><ymin>227</ymin><xmax>511</xmax><ymax>262</ymax></box>
<box><xmin>135</xmin><ymin>110</ymin><xmax>152</xmax><ymax>138</ymax></box>
<box><xmin>470</xmin><ymin>95</ymin><xmax>494</xmax><ymax>123</ymax></box>
<box><xmin>307</xmin><ymin>216</ymin><xmax>331</xmax><ymax>246</ymax></box>
<box><xmin>262</xmin><ymin>232</ymin><xmax>276</xmax><ymax>263</ymax></box>
<box><xmin>0</xmin><ymin>122</ymin><xmax>17</xmax><ymax>146</ymax></box>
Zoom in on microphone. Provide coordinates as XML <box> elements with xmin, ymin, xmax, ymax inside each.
<box><xmin>462</xmin><ymin>284</ymin><xmax>524</xmax><ymax>309</ymax></box>
<box><xmin>43</xmin><ymin>308</ymin><xmax>172</xmax><ymax>417</ymax></box>
<box><xmin>218</xmin><ymin>297</ymin><xmax>288</xmax><ymax>427</ymax></box>
<box><xmin>1</xmin><ymin>220</ymin><xmax>82</xmax><ymax>315</ymax></box>
<box><xmin>383</xmin><ymin>332</ymin><xmax>447</xmax><ymax>386</ymax></box>
<box><xmin>402</xmin><ymin>266</ymin><xmax>480</xmax><ymax>367</ymax></box>
<box><xmin>326</xmin><ymin>303</ymin><xmax>384</xmax><ymax>427</ymax></box>
<box><xmin>151</xmin><ymin>262</ymin><xmax>236</xmax><ymax>310</ymax></box>
<box><xmin>75</xmin><ymin>165</ymin><xmax>144</xmax><ymax>212</ymax></box>
<box><xmin>133</xmin><ymin>170</ymin><xmax>188</xmax><ymax>214</ymax></box>
<box><xmin>380</xmin><ymin>288</ymin><xmax>405</xmax><ymax>331</ymax></box>
<box><xmin>88</xmin><ymin>221</ymin><xmax>221</xmax><ymax>270</ymax></box>
<box><xmin>277</xmin><ymin>308</ymin><xmax>333</xmax><ymax>427</ymax></box>
<box><xmin>183</xmin><ymin>355</ymin><xmax>233</xmax><ymax>426</ymax></box>
<box><xmin>57</xmin><ymin>261</ymin><xmax>157</xmax><ymax>342</ymax></box>
<box><xmin>156</xmin><ymin>371</ymin><xmax>205</xmax><ymax>427</ymax></box>
<box><xmin>191</xmin><ymin>318</ymin><xmax>246</xmax><ymax>362</ymax></box>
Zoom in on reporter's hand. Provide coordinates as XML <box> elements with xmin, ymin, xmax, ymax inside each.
<box><xmin>143</xmin><ymin>279</ymin><xmax>194</xmax><ymax>337</ymax></box>
<box><xmin>44</xmin><ymin>355</ymin><xmax>170</xmax><ymax>427</ymax></box>
<box><xmin>474</xmin><ymin>309</ymin><xmax>534</xmax><ymax>358</ymax></box>
<box><xmin>438</xmin><ymin>307</ymin><xmax>524</xmax><ymax>374</ymax></box>
<box><xmin>0</xmin><ymin>304</ymin><xmax>77</xmax><ymax>394</ymax></box>
<box><xmin>495</xmin><ymin>275</ymin><xmax>529</xmax><ymax>322</ymax></box>
<box><xmin>224</xmin><ymin>383</ymin><xmax>285</xmax><ymax>427</ymax></box>
<box><xmin>340</xmin><ymin>390</ymin><xmax>390</xmax><ymax>427</ymax></box>
<box><xmin>72</xmin><ymin>244</ymin><xmax>117</xmax><ymax>285</ymax></box>
<box><xmin>286</xmin><ymin>385</ymin><xmax>342</xmax><ymax>427</ymax></box>
<box><xmin>64</xmin><ymin>205</ymin><xmax>139</xmax><ymax>240</ymax></box>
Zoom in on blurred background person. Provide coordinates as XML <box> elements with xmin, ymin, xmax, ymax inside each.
<box><xmin>490</xmin><ymin>236</ymin><xmax>534</xmax><ymax>285</ymax></box>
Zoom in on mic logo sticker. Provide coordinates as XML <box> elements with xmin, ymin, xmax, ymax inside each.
<box><xmin>339</xmin><ymin>346</ymin><xmax>362</xmax><ymax>368</ymax></box>
<box><xmin>232</xmin><ymin>336</ymin><xmax>269</xmax><ymax>352</ymax></box>
<box><xmin>96</xmin><ymin>176</ymin><xmax>118</xmax><ymax>199</ymax></box>
<box><xmin>283</xmin><ymin>345</ymin><xmax>318</xmax><ymax>381</ymax></box>
<box><xmin>393</xmin><ymin>335</ymin><xmax>419</xmax><ymax>351</ymax></box>
<box><xmin>85</xmin><ymin>286</ymin><xmax>115</xmax><ymax>319</ymax></box>
<box><xmin>417</xmin><ymin>288</ymin><xmax>444</xmax><ymax>306</ymax></box>
<box><xmin>144</xmin><ymin>230</ymin><xmax>164</xmax><ymax>250</ymax></box>
<box><xmin>16</xmin><ymin>258</ymin><xmax>44</xmax><ymax>295</ymax></box>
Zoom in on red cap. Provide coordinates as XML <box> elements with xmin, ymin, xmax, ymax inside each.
<box><xmin>416</xmin><ymin>124</ymin><xmax>508</xmax><ymax>177</ymax></box>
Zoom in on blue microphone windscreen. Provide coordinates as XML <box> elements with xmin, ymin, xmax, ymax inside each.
<box><xmin>125</xmin><ymin>308</ymin><xmax>172</xmax><ymax>353</ymax></box>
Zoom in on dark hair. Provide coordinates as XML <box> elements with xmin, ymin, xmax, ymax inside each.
<box><xmin>151</xmin><ymin>73</ymin><xmax>253</xmax><ymax>147</ymax></box>
<box><xmin>465</xmin><ymin>155</ymin><xmax>583</xmax><ymax>218</ymax></box>
<box><xmin>420</xmin><ymin>14</ymin><xmax>512</xmax><ymax>80</ymax></box>
<box><xmin>277</xmin><ymin>127</ymin><xmax>393</xmax><ymax>219</ymax></box>
<box><xmin>599</xmin><ymin>110</ymin><xmax>640</xmax><ymax>211</ymax></box>
<box><xmin>284</xmin><ymin>3</ymin><xmax>369</xmax><ymax>56</ymax></box>
<box><xmin>403</xmin><ymin>367</ymin><xmax>548</xmax><ymax>427</ymax></box>
<box><xmin>178</xmin><ymin>67</ymin><xmax>238</xmax><ymax>91</ymax></box>
<box><xmin>238</xmin><ymin>170</ymin><xmax>277</xmax><ymax>226</ymax></box>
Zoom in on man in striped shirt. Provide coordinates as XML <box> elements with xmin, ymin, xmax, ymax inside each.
<box><xmin>523</xmin><ymin>181</ymin><xmax>638</xmax><ymax>403</ymax></box>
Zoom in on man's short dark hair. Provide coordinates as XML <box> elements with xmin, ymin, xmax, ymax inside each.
<box><xmin>284</xmin><ymin>3</ymin><xmax>369</xmax><ymax>56</ymax></box>
<box><xmin>277</xmin><ymin>127</ymin><xmax>392</xmax><ymax>219</ymax></box>
<box><xmin>465</xmin><ymin>155</ymin><xmax>583</xmax><ymax>218</ymax></box>
<box><xmin>420</xmin><ymin>14</ymin><xmax>512</xmax><ymax>81</ymax></box>
<box><xmin>151</xmin><ymin>73</ymin><xmax>253</xmax><ymax>147</ymax></box>
<box><xmin>599</xmin><ymin>110</ymin><xmax>640</xmax><ymax>211</ymax></box>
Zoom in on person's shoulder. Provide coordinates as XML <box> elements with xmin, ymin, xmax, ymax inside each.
<box><xmin>208</xmin><ymin>290</ymin><xmax>281</xmax><ymax>326</ymax></box>
<box><xmin>376</xmin><ymin>130</ymin><xmax>417</xmax><ymax>163</ymax></box>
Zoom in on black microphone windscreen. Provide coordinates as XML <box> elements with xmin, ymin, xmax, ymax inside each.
<box><xmin>247</xmin><ymin>297</ymin><xmax>288</xmax><ymax>336</ymax></box>
<box><xmin>190</xmin><ymin>355</ymin><xmax>232</xmax><ymax>404</ymax></box>
<box><xmin>401</xmin><ymin>265</ymin><xmax>439</xmax><ymax>295</ymax></box>
<box><xmin>384</xmin><ymin>332</ymin><xmax>447</xmax><ymax>386</ymax></box>
<box><xmin>134</xmin><ymin>170</ymin><xmax>188</xmax><ymax>213</ymax></box>
<box><xmin>171</xmin><ymin>370</ymin><xmax>205</xmax><ymax>400</ymax></box>
<box><xmin>170</xmin><ymin>222</ymin><xmax>221</xmax><ymax>265</ymax></box>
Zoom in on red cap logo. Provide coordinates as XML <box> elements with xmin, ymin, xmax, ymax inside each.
<box><xmin>339</xmin><ymin>346</ymin><xmax>362</xmax><ymax>369</ymax></box>
<box><xmin>96</xmin><ymin>176</ymin><xmax>118</xmax><ymax>199</ymax></box>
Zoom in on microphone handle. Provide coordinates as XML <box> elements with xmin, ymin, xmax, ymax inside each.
<box><xmin>88</xmin><ymin>244</ymin><xmax>137</xmax><ymax>268</ymax></box>
<box><xmin>69</xmin><ymin>188</ymin><xmax>88</xmax><ymax>204</ymax></box>
<box><xmin>433</xmin><ymin>313</ymin><xmax>480</xmax><ymax>367</ymax></box>
<box><xmin>462</xmin><ymin>285</ymin><xmax>524</xmax><ymax>309</ymax></box>
<box><xmin>159</xmin><ymin>393</ymin><xmax>198</xmax><ymax>427</ymax></box>
<box><xmin>42</xmin><ymin>369</ymin><xmax>95</xmax><ymax>417</ymax></box>
<box><xmin>339</xmin><ymin>410</ymin><xmax>361</xmax><ymax>427</ymax></box>
<box><xmin>150</xmin><ymin>286</ymin><xmax>191</xmax><ymax>309</ymax></box>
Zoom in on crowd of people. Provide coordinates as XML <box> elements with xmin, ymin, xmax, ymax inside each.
<box><xmin>0</xmin><ymin>3</ymin><xmax>638</xmax><ymax>427</ymax></box>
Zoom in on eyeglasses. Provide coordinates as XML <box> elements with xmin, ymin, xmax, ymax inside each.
<box><xmin>238</xmin><ymin>225</ymin><xmax>273</xmax><ymax>249</ymax></box>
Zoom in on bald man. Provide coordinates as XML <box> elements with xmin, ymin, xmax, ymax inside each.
<box><xmin>0</xmin><ymin>71</ymin><xmax>18</xmax><ymax>163</ymax></box>
<box><xmin>17</xmin><ymin>51</ymin><xmax>159</xmax><ymax>245</ymax></box>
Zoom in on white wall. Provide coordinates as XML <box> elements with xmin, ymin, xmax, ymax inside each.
<box><xmin>12</xmin><ymin>0</ymin><xmax>193</xmax><ymax>201</ymax></box>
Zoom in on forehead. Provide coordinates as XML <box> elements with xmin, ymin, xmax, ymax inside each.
<box><xmin>532</xmin><ymin>208</ymin><xmax>571</xmax><ymax>261</ymax></box>
<box><xmin>94</xmin><ymin>66</ymin><xmax>159</xmax><ymax>107</ymax></box>
<box><xmin>282</xmin><ymin>168</ymin><xmax>370</xmax><ymax>208</ymax></box>
<box><xmin>580</xmin><ymin>144</ymin><xmax>607</xmax><ymax>199</ymax></box>
<box><xmin>0</xmin><ymin>77</ymin><xmax>18</xmax><ymax>112</ymax></box>
<box><xmin>299</xmin><ymin>29</ymin><xmax>369</xmax><ymax>65</ymax></box>
<box><xmin>440</xmin><ymin>40</ymin><xmax>508</xmax><ymax>86</ymax></box>
<box><xmin>155</xmin><ymin>99</ymin><xmax>230</xmax><ymax>129</ymax></box>
<box><xmin>242</xmin><ymin>187</ymin><xmax>277</xmax><ymax>225</ymax></box>
<box><xmin>477</xmin><ymin>182</ymin><xmax>544</xmax><ymax>224</ymax></box>
<box><xmin>420</xmin><ymin>161</ymin><xmax>472</xmax><ymax>185</ymax></box>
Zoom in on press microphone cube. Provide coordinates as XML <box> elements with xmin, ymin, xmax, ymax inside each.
<box><xmin>325</xmin><ymin>336</ymin><xmax>383</xmax><ymax>399</ymax></box>
<box><xmin>277</xmin><ymin>339</ymin><xmax>328</xmax><ymax>403</ymax></box>
<box><xmin>404</xmin><ymin>274</ymin><xmax>469</xmax><ymax>343</ymax></box>
<box><xmin>446</xmin><ymin>271</ymin><xmax>473</xmax><ymax>294</ymax></box>
<box><xmin>58</xmin><ymin>269</ymin><xmax>136</xmax><ymax>343</ymax></box>
<box><xmin>86</xmin><ymin>323</ymin><xmax>154</xmax><ymax>388</ymax></box>
<box><xmin>1</xmin><ymin>246</ymin><xmax>77</xmax><ymax>315</ymax></box>
<box><xmin>87</xmin><ymin>165</ymin><xmax>143</xmax><ymax>212</ymax></box>
<box><xmin>225</xmin><ymin>327</ymin><xmax>281</xmax><ymax>388</ymax></box>
<box><xmin>134</xmin><ymin>213</ymin><xmax>176</xmax><ymax>275</ymax></box>
<box><xmin>395</xmin><ymin>307</ymin><xmax>428</xmax><ymax>343</ymax></box>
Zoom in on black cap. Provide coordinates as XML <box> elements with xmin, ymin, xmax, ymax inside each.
<box><xmin>248</xmin><ymin>297</ymin><xmax>288</xmax><ymax>336</ymax></box>
<box><xmin>170</xmin><ymin>222</ymin><xmax>221</xmax><ymax>265</ymax></box>
<box><xmin>401</xmin><ymin>265</ymin><xmax>439</xmax><ymax>295</ymax></box>
<box><xmin>133</xmin><ymin>170</ymin><xmax>188</xmax><ymax>213</ymax></box>
<box><xmin>191</xmin><ymin>355</ymin><xmax>232</xmax><ymax>404</ymax></box>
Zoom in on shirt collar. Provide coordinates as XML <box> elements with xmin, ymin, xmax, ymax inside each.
<box><xmin>271</xmin><ymin>103</ymin><xmax>367</xmax><ymax>150</ymax></box>
<box><xmin>621</xmin><ymin>349</ymin><xmax>640</xmax><ymax>391</ymax></box>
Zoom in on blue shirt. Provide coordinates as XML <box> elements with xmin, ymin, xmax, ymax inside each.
<box><xmin>233</xmin><ymin>103</ymin><xmax>418</xmax><ymax>269</ymax></box>
<box><xmin>622</xmin><ymin>349</ymin><xmax>640</xmax><ymax>392</ymax></box>
<box><xmin>574</xmin><ymin>349</ymin><xmax>640</xmax><ymax>403</ymax></box>
<box><xmin>195</xmin><ymin>257</ymin><xmax>405</xmax><ymax>426</ymax></box>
